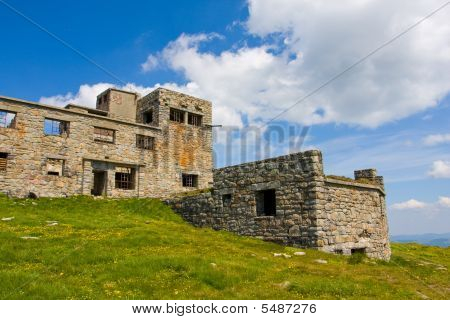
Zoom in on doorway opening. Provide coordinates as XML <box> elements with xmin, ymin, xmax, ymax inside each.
<box><xmin>255</xmin><ymin>189</ymin><xmax>277</xmax><ymax>216</ymax></box>
<box><xmin>92</xmin><ymin>170</ymin><xmax>107</xmax><ymax>196</ymax></box>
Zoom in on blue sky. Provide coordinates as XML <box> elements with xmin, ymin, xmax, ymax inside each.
<box><xmin>1</xmin><ymin>0</ymin><xmax>449</xmax><ymax>235</ymax></box>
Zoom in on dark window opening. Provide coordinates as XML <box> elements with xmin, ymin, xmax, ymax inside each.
<box><xmin>351</xmin><ymin>248</ymin><xmax>366</xmax><ymax>255</ymax></box>
<box><xmin>0</xmin><ymin>110</ymin><xmax>17</xmax><ymax>129</ymax></box>
<box><xmin>143</xmin><ymin>110</ymin><xmax>153</xmax><ymax>124</ymax></box>
<box><xmin>0</xmin><ymin>152</ymin><xmax>8</xmax><ymax>171</ymax></box>
<box><xmin>115</xmin><ymin>167</ymin><xmax>135</xmax><ymax>190</ymax></box>
<box><xmin>256</xmin><ymin>189</ymin><xmax>276</xmax><ymax>216</ymax></box>
<box><xmin>222</xmin><ymin>194</ymin><xmax>232</xmax><ymax>206</ymax></box>
<box><xmin>170</xmin><ymin>108</ymin><xmax>184</xmax><ymax>123</ymax></box>
<box><xmin>44</xmin><ymin>118</ymin><xmax>69</xmax><ymax>136</ymax></box>
<box><xmin>182</xmin><ymin>174</ymin><xmax>198</xmax><ymax>187</ymax></box>
<box><xmin>188</xmin><ymin>113</ymin><xmax>202</xmax><ymax>126</ymax></box>
<box><xmin>136</xmin><ymin>134</ymin><xmax>155</xmax><ymax>150</ymax></box>
<box><xmin>46</xmin><ymin>158</ymin><xmax>64</xmax><ymax>176</ymax></box>
<box><xmin>335</xmin><ymin>249</ymin><xmax>343</xmax><ymax>255</ymax></box>
<box><xmin>94</xmin><ymin>127</ymin><xmax>115</xmax><ymax>143</ymax></box>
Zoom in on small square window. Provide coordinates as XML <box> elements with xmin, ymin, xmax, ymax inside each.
<box><xmin>143</xmin><ymin>110</ymin><xmax>153</xmax><ymax>124</ymax></box>
<box><xmin>222</xmin><ymin>194</ymin><xmax>232</xmax><ymax>206</ymax></box>
<box><xmin>182</xmin><ymin>174</ymin><xmax>198</xmax><ymax>187</ymax></box>
<box><xmin>47</xmin><ymin>158</ymin><xmax>64</xmax><ymax>176</ymax></box>
<box><xmin>0</xmin><ymin>110</ymin><xmax>17</xmax><ymax>129</ymax></box>
<box><xmin>136</xmin><ymin>134</ymin><xmax>155</xmax><ymax>150</ymax></box>
<box><xmin>188</xmin><ymin>113</ymin><xmax>202</xmax><ymax>126</ymax></box>
<box><xmin>44</xmin><ymin>118</ymin><xmax>69</xmax><ymax>136</ymax></box>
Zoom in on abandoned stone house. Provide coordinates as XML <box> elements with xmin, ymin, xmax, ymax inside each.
<box><xmin>0</xmin><ymin>88</ymin><xmax>213</xmax><ymax>198</ymax></box>
<box><xmin>169</xmin><ymin>152</ymin><xmax>391</xmax><ymax>260</ymax></box>
<box><xmin>0</xmin><ymin>87</ymin><xmax>390</xmax><ymax>259</ymax></box>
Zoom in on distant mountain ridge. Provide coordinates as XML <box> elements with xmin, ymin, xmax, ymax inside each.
<box><xmin>391</xmin><ymin>232</ymin><xmax>450</xmax><ymax>247</ymax></box>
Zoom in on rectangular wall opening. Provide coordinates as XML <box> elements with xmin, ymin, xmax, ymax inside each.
<box><xmin>222</xmin><ymin>194</ymin><xmax>232</xmax><ymax>206</ymax></box>
<box><xmin>143</xmin><ymin>110</ymin><xmax>153</xmax><ymax>124</ymax></box>
<box><xmin>94</xmin><ymin>127</ymin><xmax>115</xmax><ymax>143</ymax></box>
<box><xmin>115</xmin><ymin>167</ymin><xmax>135</xmax><ymax>190</ymax></box>
<box><xmin>255</xmin><ymin>189</ymin><xmax>277</xmax><ymax>216</ymax></box>
<box><xmin>136</xmin><ymin>134</ymin><xmax>155</xmax><ymax>150</ymax></box>
<box><xmin>44</xmin><ymin>118</ymin><xmax>69</xmax><ymax>136</ymax></box>
<box><xmin>46</xmin><ymin>158</ymin><xmax>64</xmax><ymax>176</ymax></box>
<box><xmin>170</xmin><ymin>108</ymin><xmax>185</xmax><ymax>123</ymax></box>
<box><xmin>187</xmin><ymin>113</ymin><xmax>202</xmax><ymax>126</ymax></box>
<box><xmin>351</xmin><ymin>248</ymin><xmax>366</xmax><ymax>255</ymax></box>
<box><xmin>92</xmin><ymin>170</ymin><xmax>107</xmax><ymax>196</ymax></box>
<box><xmin>182</xmin><ymin>174</ymin><xmax>198</xmax><ymax>187</ymax></box>
<box><xmin>0</xmin><ymin>152</ymin><xmax>8</xmax><ymax>171</ymax></box>
<box><xmin>0</xmin><ymin>110</ymin><xmax>17</xmax><ymax>129</ymax></box>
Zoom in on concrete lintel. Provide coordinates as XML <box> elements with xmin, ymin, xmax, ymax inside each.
<box><xmin>83</xmin><ymin>158</ymin><xmax>146</xmax><ymax>168</ymax></box>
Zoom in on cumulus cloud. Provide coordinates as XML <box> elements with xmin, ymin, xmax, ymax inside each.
<box><xmin>140</xmin><ymin>54</ymin><xmax>159</xmax><ymax>72</ymax></box>
<box><xmin>42</xmin><ymin>0</ymin><xmax>450</xmax><ymax>129</ymax></box>
<box><xmin>391</xmin><ymin>199</ymin><xmax>427</xmax><ymax>210</ymax></box>
<box><xmin>438</xmin><ymin>196</ymin><xmax>450</xmax><ymax>208</ymax></box>
<box><xmin>428</xmin><ymin>160</ymin><xmax>450</xmax><ymax>178</ymax></box>
<box><xmin>163</xmin><ymin>0</ymin><xmax>450</xmax><ymax>127</ymax></box>
<box><xmin>423</xmin><ymin>134</ymin><xmax>450</xmax><ymax>146</ymax></box>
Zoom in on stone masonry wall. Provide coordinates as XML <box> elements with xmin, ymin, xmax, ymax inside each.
<box><xmin>168</xmin><ymin>151</ymin><xmax>391</xmax><ymax>260</ymax></box>
<box><xmin>0</xmin><ymin>88</ymin><xmax>213</xmax><ymax>198</ymax></box>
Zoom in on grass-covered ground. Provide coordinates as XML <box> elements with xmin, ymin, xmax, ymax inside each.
<box><xmin>0</xmin><ymin>195</ymin><xmax>448</xmax><ymax>300</ymax></box>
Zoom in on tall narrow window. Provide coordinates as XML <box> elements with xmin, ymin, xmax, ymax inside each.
<box><xmin>136</xmin><ymin>134</ymin><xmax>155</xmax><ymax>150</ymax></box>
<box><xmin>46</xmin><ymin>158</ymin><xmax>64</xmax><ymax>176</ymax></box>
<box><xmin>255</xmin><ymin>189</ymin><xmax>276</xmax><ymax>216</ymax></box>
<box><xmin>188</xmin><ymin>113</ymin><xmax>202</xmax><ymax>126</ymax></box>
<box><xmin>182</xmin><ymin>174</ymin><xmax>198</xmax><ymax>187</ymax></box>
<box><xmin>0</xmin><ymin>110</ymin><xmax>17</xmax><ymax>128</ymax></box>
<box><xmin>94</xmin><ymin>127</ymin><xmax>115</xmax><ymax>143</ymax></box>
<box><xmin>0</xmin><ymin>153</ymin><xmax>8</xmax><ymax>171</ymax></box>
<box><xmin>44</xmin><ymin>118</ymin><xmax>69</xmax><ymax>136</ymax></box>
<box><xmin>170</xmin><ymin>108</ymin><xmax>184</xmax><ymax>123</ymax></box>
<box><xmin>115</xmin><ymin>167</ymin><xmax>135</xmax><ymax>190</ymax></box>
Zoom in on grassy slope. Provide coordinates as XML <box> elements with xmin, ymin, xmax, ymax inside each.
<box><xmin>0</xmin><ymin>195</ymin><xmax>448</xmax><ymax>300</ymax></box>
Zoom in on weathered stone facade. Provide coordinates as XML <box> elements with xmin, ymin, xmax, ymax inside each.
<box><xmin>168</xmin><ymin>151</ymin><xmax>391</xmax><ymax>260</ymax></box>
<box><xmin>1</xmin><ymin>87</ymin><xmax>390</xmax><ymax>259</ymax></box>
<box><xmin>0</xmin><ymin>88</ymin><xmax>213</xmax><ymax>198</ymax></box>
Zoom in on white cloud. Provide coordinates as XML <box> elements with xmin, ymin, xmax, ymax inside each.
<box><xmin>428</xmin><ymin>160</ymin><xmax>450</xmax><ymax>178</ymax></box>
<box><xmin>391</xmin><ymin>199</ymin><xmax>427</xmax><ymax>210</ymax></box>
<box><xmin>438</xmin><ymin>196</ymin><xmax>450</xmax><ymax>208</ymax></box>
<box><xmin>148</xmin><ymin>0</ymin><xmax>450</xmax><ymax>127</ymax></box>
<box><xmin>423</xmin><ymin>134</ymin><xmax>450</xmax><ymax>146</ymax></box>
<box><xmin>42</xmin><ymin>1</ymin><xmax>450</xmax><ymax>129</ymax></box>
<box><xmin>140</xmin><ymin>54</ymin><xmax>159</xmax><ymax>72</ymax></box>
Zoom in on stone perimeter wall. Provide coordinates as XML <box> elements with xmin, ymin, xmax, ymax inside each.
<box><xmin>168</xmin><ymin>151</ymin><xmax>391</xmax><ymax>260</ymax></box>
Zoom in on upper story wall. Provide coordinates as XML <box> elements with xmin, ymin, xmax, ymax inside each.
<box><xmin>96</xmin><ymin>88</ymin><xmax>139</xmax><ymax>122</ymax></box>
<box><xmin>137</xmin><ymin>88</ymin><xmax>213</xmax><ymax>181</ymax></box>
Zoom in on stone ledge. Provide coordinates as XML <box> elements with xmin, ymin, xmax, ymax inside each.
<box><xmin>325</xmin><ymin>178</ymin><xmax>385</xmax><ymax>195</ymax></box>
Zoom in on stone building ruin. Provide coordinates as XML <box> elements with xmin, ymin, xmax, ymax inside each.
<box><xmin>0</xmin><ymin>88</ymin><xmax>390</xmax><ymax>259</ymax></box>
<box><xmin>0</xmin><ymin>88</ymin><xmax>213</xmax><ymax>198</ymax></box>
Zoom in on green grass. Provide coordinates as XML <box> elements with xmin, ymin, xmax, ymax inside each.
<box><xmin>0</xmin><ymin>195</ymin><xmax>448</xmax><ymax>300</ymax></box>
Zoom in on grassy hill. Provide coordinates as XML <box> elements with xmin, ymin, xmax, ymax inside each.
<box><xmin>0</xmin><ymin>195</ymin><xmax>448</xmax><ymax>300</ymax></box>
